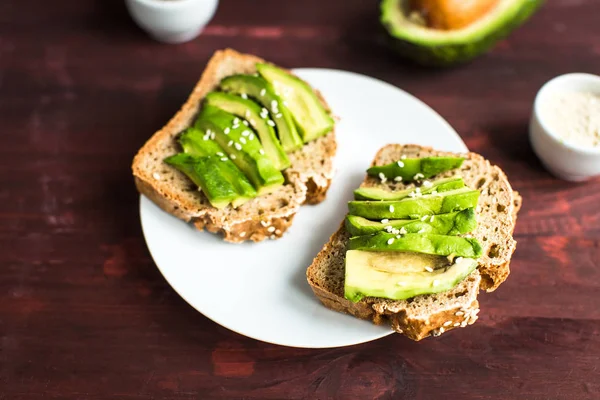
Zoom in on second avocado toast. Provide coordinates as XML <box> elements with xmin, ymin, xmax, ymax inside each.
<box><xmin>132</xmin><ymin>49</ymin><xmax>337</xmax><ymax>243</ymax></box>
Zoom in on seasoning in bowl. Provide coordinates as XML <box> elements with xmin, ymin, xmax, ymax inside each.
<box><xmin>542</xmin><ymin>91</ymin><xmax>600</xmax><ymax>148</ymax></box>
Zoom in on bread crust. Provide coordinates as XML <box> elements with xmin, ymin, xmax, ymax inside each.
<box><xmin>132</xmin><ymin>49</ymin><xmax>336</xmax><ymax>243</ymax></box>
<box><xmin>306</xmin><ymin>144</ymin><xmax>520</xmax><ymax>340</ymax></box>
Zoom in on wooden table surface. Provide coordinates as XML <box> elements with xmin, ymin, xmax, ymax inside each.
<box><xmin>2</xmin><ymin>0</ymin><xmax>600</xmax><ymax>398</ymax></box>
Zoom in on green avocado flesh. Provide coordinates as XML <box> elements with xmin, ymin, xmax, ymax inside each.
<box><xmin>164</xmin><ymin>153</ymin><xmax>238</xmax><ymax>209</ymax></box>
<box><xmin>367</xmin><ymin>156</ymin><xmax>464</xmax><ymax>182</ymax></box>
<box><xmin>195</xmin><ymin>105</ymin><xmax>284</xmax><ymax>195</ymax></box>
<box><xmin>204</xmin><ymin>92</ymin><xmax>290</xmax><ymax>170</ymax></box>
<box><xmin>380</xmin><ymin>0</ymin><xmax>543</xmax><ymax>66</ymax></box>
<box><xmin>354</xmin><ymin>176</ymin><xmax>464</xmax><ymax>201</ymax></box>
<box><xmin>348</xmin><ymin>232</ymin><xmax>483</xmax><ymax>258</ymax></box>
<box><xmin>344</xmin><ymin>250</ymin><xmax>478</xmax><ymax>302</ymax></box>
<box><xmin>348</xmin><ymin>187</ymin><xmax>479</xmax><ymax>219</ymax></box>
<box><xmin>178</xmin><ymin>128</ymin><xmax>257</xmax><ymax>207</ymax></box>
<box><xmin>219</xmin><ymin>75</ymin><xmax>303</xmax><ymax>152</ymax></box>
<box><xmin>345</xmin><ymin>208</ymin><xmax>477</xmax><ymax>236</ymax></box>
<box><xmin>256</xmin><ymin>63</ymin><xmax>334</xmax><ymax>143</ymax></box>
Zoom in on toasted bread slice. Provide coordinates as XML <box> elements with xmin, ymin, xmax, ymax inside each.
<box><xmin>132</xmin><ymin>49</ymin><xmax>336</xmax><ymax>243</ymax></box>
<box><xmin>306</xmin><ymin>144</ymin><xmax>520</xmax><ymax>341</ymax></box>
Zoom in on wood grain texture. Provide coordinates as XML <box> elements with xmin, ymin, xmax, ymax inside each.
<box><xmin>1</xmin><ymin>0</ymin><xmax>600</xmax><ymax>398</ymax></box>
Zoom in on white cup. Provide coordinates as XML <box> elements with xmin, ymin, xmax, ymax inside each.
<box><xmin>125</xmin><ymin>0</ymin><xmax>218</xmax><ymax>44</ymax></box>
<box><xmin>529</xmin><ymin>73</ymin><xmax>600</xmax><ymax>181</ymax></box>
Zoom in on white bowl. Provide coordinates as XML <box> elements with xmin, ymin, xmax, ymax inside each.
<box><xmin>125</xmin><ymin>0</ymin><xmax>218</xmax><ymax>44</ymax></box>
<box><xmin>530</xmin><ymin>73</ymin><xmax>600</xmax><ymax>181</ymax></box>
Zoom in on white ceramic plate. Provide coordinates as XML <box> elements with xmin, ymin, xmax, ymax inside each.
<box><xmin>140</xmin><ymin>69</ymin><xmax>467</xmax><ymax>348</ymax></box>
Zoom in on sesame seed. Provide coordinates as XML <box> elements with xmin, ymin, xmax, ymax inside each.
<box><xmin>401</xmin><ymin>155</ymin><xmax>407</xmax><ymax>160</ymax></box>
<box><xmin>216</xmin><ymin>152</ymin><xmax>224</xmax><ymax>156</ymax></box>
<box><xmin>261</xmin><ymin>107</ymin><xmax>268</xmax><ymax>114</ymax></box>
<box><xmin>221</xmin><ymin>157</ymin><xmax>228</xmax><ymax>161</ymax></box>
<box><xmin>468</xmin><ymin>316</ymin><xmax>478</xmax><ymax>325</ymax></box>
<box><xmin>389</xmin><ymin>205</ymin><xmax>394</xmax><ymax>213</ymax></box>
<box><xmin>241</xmin><ymin>130</ymin><xmax>250</xmax><ymax>137</ymax></box>
<box><xmin>396</xmin><ymin>235</ymin><xmax>402</xmax><ymax>239</ymax></box>
<box><xmin>259</xmin><ymin>149</ymin><xmax>265</xmax><ymax>155</ymax></box>
<box><xmin>432</xmin><ymin>279</ymin><xmax>440</xmax><ymax>286</ymax></box>
<box><xmin>423</xmin><ymin>180</ymin><xmax>433</xmax><ymax>188</ymax></box>
<box><xmin>425</xmin><ymin>266</ymin><xmax>434</xmax><ymax>272</ymax></box>
<box><xmin>461</xmin><ymin>321</ymin><xmax>468</xmax><ymax>327</ymax></box>
<box><xmin>241</xmin><ymin>93</ymin><xmax>248</xmax><ymax>99</ymax></box>
<box><xmin>397</xmin><ymin>161</ymin><xmax>405</xmax><ymax>167</ymax></box>
<box><xmin>415</xmin><ymin>188</ymin><xmax>421</xmax><ymax>193</ymax></box>
<box><xmin>210</xmin><ymin>132</ymin><xmax>215</xmax><ymax>140</ymax></box>
<box><xmin>245</xmin><ymin>110</ymin><xmax>251</xmax><ymax>118</ymax></box>
<box><xmin>224</xmin><ymin>127</ymin><xmax>230</xmax><ymax>134</ymax></box>
<box><xmin>430</xmin><ymin>216</ymin><xmax>435</xmax><ymax>222</ymax></box>
<box><xmin>260</xmin><ymin>220</ymin><xmax>270</xmax><ymax>227</ymax></box>
<box><xmin>235</xmin><ymin>143</ymin><xmax>242</xmax><ymax>150</ymax></box>
<box><xmin>381</xmin><ymin>219</ymin><xmax>389</xmax><ymax>224</ymax></box>
<box><xmin>243</xmin><ymin>120</ymin><xmax>249</xmax><ymax>126</ymax></box>
<box><xmin>275</xmin><ymin>229</ymin><xmax>281</xmax><ymax>235</ymax></box>
<box><xmin>203</xmin><ymin>134</ymin><xmax>209</xmax><ymax>141</ymax></box>
<box><xmin>421</xmin><ymin>215</ymin><xmax>429</xmax><ymax>221</ymax></box>
<box><xmin>250</xmin><ymin>119</ymin><xmax>256</xmax><ymax>126</ymax></box>
<box><xmin>260</xmin><ymin>88</ymin><xmax>266</xmax><ymax>96</ymax></box>
<box><xmin>454</xmin><ymin>322</ymin><xmax>460</xmax><ymax>327</ymax></box>
<box><xmin>270</xmin><ymin>234</ymin><xmax>276</xmax><ymax>240</ymax></box>
<box><xmin>233</xmin><ymin>118</ymin><xmax>240</xmax><ymax>124</ymax></box>
<box><xmin>443</xmin><ymin>320</ymin><xmax>452</xmax><ymax>327</ymax></box>
<box><xmin>271</xmin><ymin>100</ymin><xmax>278</xmax><ymax>108</ymax></box>
<box><xmin>249</xmin><ymin>133</ymin><xmax>255</xmax><ymax>140</ymax></box>
<box><xmin>394</xmin><ymin>176</ymin><xmax>403</xmax><ymax>182</ymax></box>
<box><xmin>439</xmin><ymin>327</ymin><xmax>445</xmax><ymax>333</ymax></box>
<box><xmin>418</xmin><ymin>228</ymin><xmax>426</xmax><ymax>233</ymax></box>
<box><xmin>387</xmin><ymin>238</ymin><xmax>394</xmax><ymax>245</ymax></box>
<box><xmin>378</xmin><ymin>172</ymin><xmax>387</xmax><ymax>183</ymax></box>
<box><xmin>414</xmin><ymin>173</ymin><xmax>425</xmax><ymax>180</ymax></box>
<box><xmin>431</xmin><ymin>190</ymin><xmax>438</xmax><ymax>195</ymax></box>
<box><xmin>152</xmin><ymin>172</ymin><xmax>161</xmax><ymax>180</ymax></box>
<box><xmin>230</xmin><ymin>154</ymin><xmax>236</xmax><ymax>160</ymax></box>
<box><xmin>267</xmin><ymin>226</ymin><xmax>275</xmax><ymax>233</ymax></box>
<box><xmin>385</xmin><ymin>225</ymin><xmax>393</xmax><ymax>232</ymax></box>
<box><xmin>267</xmin><ymin>120</ymin><xmax>275</xmax><ymax>127</ymax></box>
<box><xmin>239</xmin><ymin>232</ymin><xmax>246</xmax><ymax>237</ymax></box>
<box><xmin>283</xmin><ymin>101</ymin><xmax>289</xmax><ymax>107</ymax></box>
<box><xmin>239</xmin><ymin>137</ymin><xmax>247</xmax><ymax>144</ymax></box>
<box><xmin>455</xmin><ymin>311</ymin><xmax>464</xmax><ymax>316</ymax></box>
<box><xmin>228</xmin><ymin>140</ymin><xmax>233</xmax><ymax>147</ymax></box>
<box><xmin>399</xmin><ymin>227</ymin><xmax>407</xmax><ymax>235</ymax></box>
<box><xmin>275</xmin><ymin>113</ymin><xmax>283</xmax><ymax>118</ymax></box>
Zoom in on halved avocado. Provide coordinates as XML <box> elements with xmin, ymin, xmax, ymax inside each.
<box><xmin>380</xmin><ymin>0</ymin><xmax>543</xmax><ymax>66</ymax></box>
<box><xmin>204</xmin><ymin>92</ymin><xmax>290</xmax><ymax>170</ymax></box>
<box><xmin>256</xmin><ymin>63</ymin><xmax>334</xmax><ymax>143</ymax></box>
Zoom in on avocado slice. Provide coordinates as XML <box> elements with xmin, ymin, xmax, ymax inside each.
<box><xmin>348</xmin><ymin>232</ymin><xmax>483</xmax><ymax>258</ymax></box>
<box><xmin>219</xmin><ymin>75</ymin><xmax>303</xmax><ymax>152</ymax></box>
<box><xmin>367</xmin><ymin>156</ymin><xmax>464</xmax><ymax>182</ymax></box>
<box><xmin>345</xmin><ymin>208</ymin><xmax>476</xmax><ymax>236</ymax></box>
<box><xmin>380</xmin><ymin>0</ymin><xmax>543</xmax><ymax>66</ymax></box>
<box><xmin>164</xmin><ymin>153</ymin><xmax>238</xmax><ymax>210</ymax></box>
<box><xmin>344</xmin><ymin>250</ymin><xmax>478</xmax><ymax>302</ymax></box>
<box><xmin>204</xmin><ymin>92</ymin><xmax>290</xmax><ymax>170</ymax></box>
<box><xmin>178</xmin><ymin>128</ymin><xmax>257</xmax><ymax>207</ymax></box>
<box><xmin>348</xmin><ymin>187</ymin><xmax>479</xmax><ymax>220</ymax></box>
<box><xmin>354</xmin><ymin>176</ymin><xmax>464</xmax><ymax>201</ymax></box>
<box><xmin>195</xmin><ymin>105</ymin><xmax>285</xmax><ymax>195</ymax></box>
<box><xmin>256</xmin><ymin>63</ymin><xmax>334</xmax><ymax>143</ymax></box>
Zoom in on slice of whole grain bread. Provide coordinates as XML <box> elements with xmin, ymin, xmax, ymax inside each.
<box><xmin>306</xmin><ymin>144</ymin><xmax>520</xmax><ymax>341</ymax></box>
<box><xmin>132</xmin><ymin>49</ymin><xmax>336</xmax><ymax>243</ymax></box>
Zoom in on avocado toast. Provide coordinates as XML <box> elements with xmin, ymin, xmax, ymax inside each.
<box><xmin>132</xmin><ymin>49</ymin><xmax>336</xmax><ymax>243</ymax></box>
<box><xmin>307</xmin><ymin>144</ymin><xmax>521</xmax><ymax>340</ymax></box>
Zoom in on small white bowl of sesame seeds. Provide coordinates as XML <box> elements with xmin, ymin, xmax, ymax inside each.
<box><xmin>530</xmin><ymin>73</ymin><xmax>600</xmax><ymax>181</ymax></box>
<box><xmin>126</xmin><ymin>0</ymin><xmax>218</xmax><ymax>44</ymax></box>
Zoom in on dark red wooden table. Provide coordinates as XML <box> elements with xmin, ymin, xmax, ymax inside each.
<box><xmin>2</xmin><ymin>1</ymin><xmax>600</xmax><ymax>398</ymax></box>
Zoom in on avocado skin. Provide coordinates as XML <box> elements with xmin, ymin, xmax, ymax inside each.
<box><xmin>354</xmin><ymin>176</ymin><xmax>464</xmax><ymax>201</ymax></box>
<box><xmin>204</xmin><ymin>92</ymin><xmax>290</xmax><ymax>170</ymax></box>
<box><xmin>345</xmin><ymin>208</ymin><xmax>477</xmax><ymax>236</ymax></box>
<box><xmin>367</xmin><ymin>156</ymin><xmax>464</xmax><ymax>181</ymax></box>
<box><xmin>179</xmin><ymin>128</ymin><xmax>257</xmax><ymax>206</ymax></box>
<box><xmin>348</xmin><ymin>232</ymin><xmax>483</xmax><ymax>258</ymax></box>
<box><xmin>348</xmin><ymin>188</ymin><xmax>479</xmax><ymax>219</ymax></box>
<box><xmin>164</xmin><ymin>153</ymin><xmax>238</xmax><ymax>209</ymax></box>
<box><xmin>344</xmin><ymin>250</ymin><xmax>478</xmax><ymax>302</ymax></box>
<box><xmin>380</xmin><ymin>0</ymin><xmax>544</xmax><ymax>66</ymax></box>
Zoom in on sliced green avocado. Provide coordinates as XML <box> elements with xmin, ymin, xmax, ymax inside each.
<box><xmin>354</xmin><ymin>176</ymin><xmax>464</xmax><ymax>201</ymax></box>
<box><xmin>380</xmin><ymin>0</ymin><xmax>543</xmax><ymax>66</ymax></box>
<box><xmin>348</xmin><ymin>232</ymin><xmax>483</xmax><ymax>258</ymax></box>
<box><xmin>164</xmin><ymin>153</ymin><xmax>238</xmax><ymax>209</ymax></box>
<box><xmin>256</xmin><ymin>63</ymin><xmax>334</xmax><ymax>142</ymax></box>
<box><xmin>345</xmin><ymin>208</ymin><xmax>477</xmax><ymax>236</ymax></box>
<box><xmin>344</xmin><ymin>250</ymin><xmax>478</xmax><ymax>302</ymax></box>
<box><xmin>178</xmin><ymin>128</ymin><xmax>257</xmax><ymax>207</ymax></box>
<box><xmin>367</xmin><ymin>156</ymin><xmax>464</xmax><ymax>182</ymax></box>
<box><xmin>219</xmin><ymin>75</ymin><xmax>303</xmax><ymax>152</ymax></box>
<box><xmin>204</xmin><ymin>92</ymin><xmax>290</xmax><ymax>170</ymax></box>
<box><xmin>348</xmin><ymin>187</ymin><xmax>479</xmax><ymax>219</ymax></box>
<box><xmin>195</xmin><ymin>105</ymin><xmax>284</xmax><ymax>195</ymax></box>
